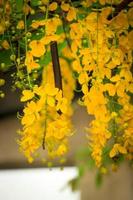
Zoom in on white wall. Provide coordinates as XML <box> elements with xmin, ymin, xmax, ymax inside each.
<box><xmin>0</xmin><ymin>167</ymin><xmax>80</xmax><ymax>200</ymax></box>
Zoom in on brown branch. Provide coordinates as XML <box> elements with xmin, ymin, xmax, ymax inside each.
<box><xmin>50</xmin><ymin>41</ymin><xmax>62</xmax><ymax>116</ymax></box>
<box><xmin>108</xmin><ymin>0</ymin><xmax>132</xmax><ymax>20</ymax></box>
<box><xmin>42</xmin><ymin>41</ymin><xmax>62</xmax><ymax>149</ymax></box>
<box><xmin>50</xmin><ymin>41</ymin><xmax>62</xmax><ymax>91</ymax></box>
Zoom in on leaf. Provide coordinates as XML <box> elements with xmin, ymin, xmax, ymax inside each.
<box><xmin>107</xmin><ymin>96</ymin><xmax>123</xmax><ymax>113</ymax></box>
<box><xmin>113</xmin><ymin>154</ymin><xmax>124</xmax><ymax>165</ymax></box>
<box><xmin>95</xmin><ymin>172</ymin><xmax>103</xmax><ymax>188</ymax></box>
<box><xmin>77</xmin><ymin>13</ymin><xmax>86</xmax><ymax>20</ymax></box>
<box><xmin>92</xmin><ymin>1</ymin><xmax>101</xmax><ymax>9</ymax></box>
<box><xmin>31</xmin><ymin>0</ymin><xmax>40</xmax><ymax>6</ymax></box>
<box><xmin>78</xmin><ymin>164</ymin><xmax>85</xmax><ymax>177</ymax></box>
<box><xmin>56</xmin><ymin>25</ymin><xmax>64</xmax><ymax>35</ymax></box>
<box><xmin>30</xmin><ymin>32</ymin><xmax>45</xmax><ymax>40</ymax></box>
<box><xmin>19</xmin><ymin>39</ymin><xmax>25</xmax><ymax>49</ymax></box>
<box><xmin>102</xmin><ymin>146</ymin><xmax>112</xmax><ymax>165</ymax></box>
<box><xmin>58</xmin><ymin>41</ymin><xmax>67</xmax><ymax>56</ymax></box>
<box><xmin>0</xmin><ymin>49</ymin><xmax>13</xmax><ymax>71</ymax></box>
<box><xmin>86</xmin><ymin>158</ymin><xmax>95</xmax><ymax>170</ymax></box>
<box><xmin>39</xmin><ymin>51</ymin><xmax>51</xmax><ymax>67</ymax></box>
<box><xmin>127</xmin><ymin>91</ymin><xmax>133</xmax><ymax>105</ymax></box>
<box><xmin>68</xmin><ymin>177</ymin><xmax>79</xmax><ymax>192</ymax></box>
<box><xmin>108</xmin><ymin>119</ymin><xmax>119</xmax><ymax>136</ymax></box>
<box><xmin>16</xmin><ymin>0</ymin><xmax>23</xmax><ymax>13</ymax></box>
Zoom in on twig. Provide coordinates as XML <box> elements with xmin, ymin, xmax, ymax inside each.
<box><xmin>108</xmin><ymin>0</ymin><xmax>132</xmax><ymax>20</ymax></box>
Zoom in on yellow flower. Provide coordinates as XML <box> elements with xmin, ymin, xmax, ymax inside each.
<box><xmin>72</xmin><ymin>60</ymin><xmax>82</xmax><ymax>72</ymax></box>
<box><xmin>109</xmin><ymin>144</ymin><xmax>127</xmax><ymax>158</ymax></box>
<box><xmin>66</xmin><ymin>7</ymin><xmax>76</xmax><ymax>21</ymax></box>
<box><xmin>17</xmin><ymin>20</ymin><xmax>24</xmax><ymax>29</ymax></box>
<box><xmin>61</xmin><ymin>3</ymin><xmax>70</xmax><ymax>12</ymax></box>
<box><xmin>1</xmin><ymin>40</ymin><xmax>10</xmax><ymax>49</ymax></box>
<box><xmin>103</xmin><ymin>83</ymin><xmax>116</xmax><ymax>96</ymax></box>
<box><xmin>21</xmin><ymin>90</ymin><xmax>34</xmax><ymax>102</ymax></box>
<box><xmin>21</xmin><ymin>101</ymin><xmax>40</xmax><ymax>126</ymax></box>
<box><xmin>110</xmin><ymin>75</ymin><xmax>120</xmax><ymax>82</ymax></box>
<box><xmin>21</xmin><ymin>113</ymin><xmax>36</xmax><ymax>127</ymax></box>
<box><xmin>25</xmin><ymin>51</ymin><xmax>40</xmax><ymax>72</ymax></box>
<box><xmin>57</xmin><ymin>97</ymin><xmax>68</xmax><ymax>114</ymax></box>
<box><xmin>29</xmin><ymin>40</ymin><xmax>46</xmax><ymax>57</ymax></box>
<box><xmin>23</xmin><ymin>101</ymin><xmax>38</xmax><ymax>115</ymax></box>
<box><xmin>71</xmin><ymin>41</ymin><xmax>79</xmax><ymax>53</ymax></box>
<box><xmin>57</xmin><ymin>144</ymin><xmax>67</xmax><ymax>156</ymax></box>
<box><xmin>47</xmin><ymin>96</ymin><xmax>55</xmax><ymax>107</ymax></box>
<box><xmin>45</xmin><ymin>84</ymin><xmax>58</xmax><ymax>96</ymax></box>
<box><xmin>47</xmin><ymin>118</ymin><xmax>71</xmax><ymax>140</ymax></box>
<box><xmin>116</xmin><ymin>81</ymin><xmax>126</xmax><ymax>97</ymax></box>
<box><xmin>112</xmin><ymin>49</ymin><xmax>124</xmax><ymax>66</ymax></box>
<box><xmin>49</xmin><ymin>2</ymin><xmax>58</xmax><ymax>11</ymax></box>
<box><xmin>31</xmin><ymin>21</ymin><xmax>41</xmax><ymax>29</ymax></box>
<box><xmin>82</xmin><ymin>84</ymin><xmax>88</xmax><ymax>94</ymax></box>
<box><xmin>56</xmin><ymin>90</ymin><xmax>68</xmax><ymax>114</ymax></box>
<box><xmin>78</xmin><ymin>71</ymin><xmax>89</xmax><ymax>84</ymax></box>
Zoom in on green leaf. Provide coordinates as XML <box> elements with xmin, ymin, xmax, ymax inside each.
<box><xmin>31</xmin><ymin>0</ymin><xmax>41</xmax><ymax>6</ymax></box>
<box><xmin>38</xmin><ymin>41</ymin><xmax>67</xmax><ymax>68</ymax></box>
<box><xmin>30</xmin><ymin>32</ymin><xmax>45</xmax><ymax>41</ymax></box>
<box><xmin>19</xmin><ymin>39</ymin><xmax>25</xmax><ymax>49</ymax></box>
<box><xmin>58</xmin><ymin>41</ymin><xmax>67</xmax><ymax>56</ymax></box>
<box><xmin>78</xmin><ymin>164</ymin><xmax>85</xmax><ymax>177</ymax></box>
<box><xmin>56</xmin><ymin>25</ymin><xmax>64</xmax><ymax>35</ymax></box>
<box><xmin>114</xmin><ymin>154</ymin><xmax>124</xmax><ymax>165</ymax></box>
<box><xmin>107</xmin><ymin>96</ymin><xmax>123</xmax><ymax>113</ymax></box>
<box><xmin>86</xmin><ymin>158</ymin><xmax>95</xmax><ymax>170</ymax></box>
<box><xmin>82</xmin><ymin>38</ymin><xmax>89</xmax><ymax>48</ymax></box>
<box><xmin>68</xmin><ymin>177</ymin><xmax>79</xmax><ymax>192</ymax></box>
<box><xmin>77</xmin><ymin>13</ymin><xmax>86</xmax><ymax>20</ymax></box>
<box><xmin>39</xmin><ymin>51</ymin><xmax>51</xmax><ymax>67</ymax></box>
<box><xmin>0</xmin><ymin>49</ymin><xmax>13</xmax><ymax>71</ymax></box>
<box><xmin>16</xmin><ymin>0</ymin><xmax>23</xmax><ymax>13</ymax></box>
<box><xmin>108</xmin><ymin>119</ymin><xmax>119</xmax><ymax>136</ymax></box>
<box><xmin>95</xmin><ymin>172</ymin><xmax>103</xmax><ymax>188</ymax></box>
<box><xmin>127</xmin><ymin>91</ymin><xmax>133</xmax><ymax>105</ymax></box>
<box><xmin>102</xmin><ymin>146</ymin><xmax>112</xmax><ymax>165</ymax></box>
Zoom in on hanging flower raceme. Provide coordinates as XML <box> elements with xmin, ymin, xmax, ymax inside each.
<box><xmin>18</xmin><ymin>83</ymin><xmax>73</xmax><ymax>163</ymax></box>
<box><xmin>68</xmin><ymin>2</ymin><xmax>133</xmax><ymax>169</ymax></box>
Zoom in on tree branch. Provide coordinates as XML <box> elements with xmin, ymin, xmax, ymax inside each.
<box><xmin>50</xmin><ymin>41</ymin><xmax>62</xmax><ymax>91</ymax></box>
<box><xmin>108</xmin><ymin>0</ymin><xmax>132</xmax><ymax>20</ymax></box>
<box><xmin>50</xmin><ymin>41</ymin><xmax>62</xmax><ymax>115</ymax></box>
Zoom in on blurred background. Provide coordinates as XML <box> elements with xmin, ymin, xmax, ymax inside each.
<box><xmin>0</xmin><ymin>72</ymin><xmax>133</xmax><ymax>200</ymax></box>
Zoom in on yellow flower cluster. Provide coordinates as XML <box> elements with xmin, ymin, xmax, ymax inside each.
<box><xmin>17</xmin><ymin>3</ymin><xmax>77</xmax><ymax>163</ymax></box>
<box><xmin>69</xmin><ymin>4</ymin><xmax>133</xmax><ymax>167</ymax></box>
<box><xmin>19</xmin><ymin>83</ymin><xmax>73</xmax><ymax>163</ymax></box>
